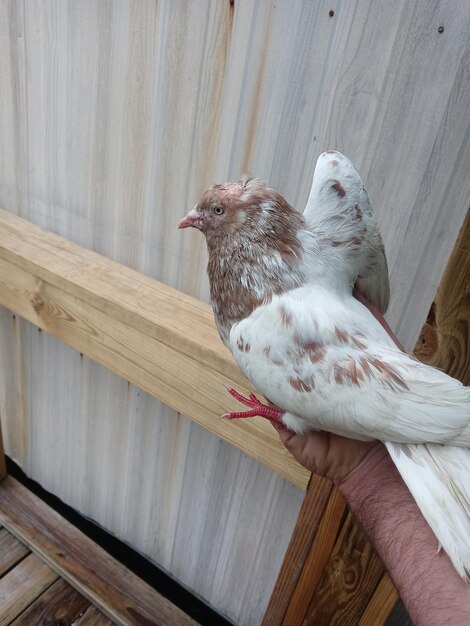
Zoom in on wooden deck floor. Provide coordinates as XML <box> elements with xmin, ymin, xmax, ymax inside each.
<box><xmin>0</xmin><ymin>477</ymin><xmax>198</xmax><ymax>626</ymax></box>
<box><xmin>0</xmin><ymin>525</ymin><xmax>113</xmax><ymax>625</ymax></box>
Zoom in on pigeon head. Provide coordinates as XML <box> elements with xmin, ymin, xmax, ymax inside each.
<box><xmin>179</xmin><ymin>177</ymin><xmax>308</xmax><ymax>343</ymax></box>
<box><xmin>179</xmin><ymin>177</ymin><xmax>303</xmax><ymax>245</ymax></box>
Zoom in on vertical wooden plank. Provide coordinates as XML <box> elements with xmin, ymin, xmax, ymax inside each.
<box><xmin>261</xmin><ymin>475</ymin><xmax>333</xmax><ymax>626</ymax></box>
<box><xmin>0</xmin><ymin>242</ymin><xmax>10</xmax><ymax>481</ymax></box>
<box><xmin>384</xmin><ymin>207</ymin><xmax>470</xmax><ymax>625</ymax></box>
<box><xmin>414</xmin><ymin>209</ymin><xmax>470</xmax><ymax>386</ymax></box>
<box><xmin>282</xmin><ymin>489</ymin><xmax>347</xmax><ymax>626</ymax></box>
<box><xmin>358</xmin><ymin>574</ymin><xmax>398</xmax><ymax>626</ymax></box>
<box><xmin>302</xmin><ymin>513</ymin><xmax>385</xmax><ymax>626</ymax></box>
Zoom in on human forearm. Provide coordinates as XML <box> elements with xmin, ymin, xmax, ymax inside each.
<box><xmin>339</xmin><ymin>444</ymin><xmax>470</xmax><ymax>626</ymax></box>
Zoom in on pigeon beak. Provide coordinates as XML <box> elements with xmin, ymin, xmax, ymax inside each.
<box><xmin>178</xmin><ymin>208</ymin><xmax>201</xmax><ymax>230</ymax></box>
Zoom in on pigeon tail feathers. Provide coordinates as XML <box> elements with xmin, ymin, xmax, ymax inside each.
<box><xmin>386</xmin><ymin>441</ymin><xmax>470</xmax><ymax>579</ymax></box>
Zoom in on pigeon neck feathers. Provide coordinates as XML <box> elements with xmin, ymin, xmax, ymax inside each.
<box><xmin>205</xmin><ymin>191</ymin><xmax>314</xmax><ymax>343</ymax></box>
<box><xmin>207</xmin><ymin>227</ymin><xmax>307</xmax><ymax>341</ymax></box>
<box><xmin>201</xmin><ymin>178</ymin><xmax>345</xmax><ymax>343</ymax></box>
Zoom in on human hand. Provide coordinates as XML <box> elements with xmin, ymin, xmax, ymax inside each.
<box><xmin>273</xmin><ymin>291</ymin><xmax>403</xmax><ymax>485</ymax></box>
<box><xmin>274</xmin><ymin>425</ymin><xmax>378</xmax><ymax>485</ymax></box>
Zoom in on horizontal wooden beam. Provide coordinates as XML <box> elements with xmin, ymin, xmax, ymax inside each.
<box><xmin>0</xmin><ymin>476</ymin><xmax>197</xmax><ymax>626</ymax></box>
<box><xmin>0</xmin><ymin>209</ymin><xmax>309</xmax><ymax>489</ymax></box>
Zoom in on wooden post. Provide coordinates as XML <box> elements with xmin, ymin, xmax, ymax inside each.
<box><xmin>261</xmin><ymin>476</ymin><xmax>335</xmax><ymax>625</ymax></box>
<box><xmin>414</xmin><ymin>209</ymin><xmax>470</xmax><ymax>386</ymax></box>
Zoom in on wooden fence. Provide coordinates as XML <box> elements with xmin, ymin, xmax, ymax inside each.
<box><xmin>1</xmin><ymin>1</ymin><xmax>469</xmax><ymax>623</ymax></box>
<box><xmin>0</xmin><ymin>207</ymin><xmax>468</xmax><ymax>624</ymax></box>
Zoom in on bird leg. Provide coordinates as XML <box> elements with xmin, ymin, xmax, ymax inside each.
<box><xmin>223</xmin><ymin>387</ymin><xmax>285</xmax><ymax>427</ymax></box>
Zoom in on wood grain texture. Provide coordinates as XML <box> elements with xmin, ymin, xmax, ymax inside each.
<box><xmin>0</xmin><ymin>312</ymin><xmax>305</xmax><ymax>626</ymax></box>
<box><xmin>0</xmin><ymin>1</ymin><xmax>469</xmax><ymax>623</ymax></box>
<box><xmin>75</xmin><ymin>606</ymin><xmax>115</xmax><ymax>626</ymax></box>
<box><xmin>282</xmin><ymin>489</ymin><xmax>347</xmax><ymax>626</ymax></box>
<box><xmin>0</xmin><ymin>528</ymin><xmax>29</xmax><ymax>577</ymax></box>
<box><xmin>262</xmin><ymin>476</ymin><xmax>333</xmax><ymax>626</ymax></box>
<box><xmin>414</xmin><ymin>209</ymin><xmax>470</xmax><ymax>386</ymax></box>
<box><xmin>0</xmin><ymin>553</ymin><xmax>58</xmax><ymax>626</ymax></box>
<box><xmin>11</xmin><ymin>578</ymin><xmax>91</xmax><ymax>626</ymax></box>
<box><xmin>0</xmin><ymin>476</ymin><xmax>198</xmax><ymax>626</ymax></box>
<box><xmin>302</xmin><ymin>512</ymin><xmax>385</xmax><ymax>626</ymax></box>
<box><xmin>0</xmin><ymin>207</ymin><xmax>308</xmax><ymax>489</ymax></box>
<box><xmin>358</xmin><ymin>574</ymin><xmax>398</xmax><ymax>626</ymax></box>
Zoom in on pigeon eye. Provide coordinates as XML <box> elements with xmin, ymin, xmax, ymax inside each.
<box><xmin>213</xmin><ymin>206</ymin><xmax>224</xmax><ymax>215</ymax></box>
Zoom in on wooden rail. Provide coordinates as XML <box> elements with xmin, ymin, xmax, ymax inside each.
<box><xmin>0</xmin><ymin>209</ymin><xmax>309</xmax><ymax>489</ymax></box>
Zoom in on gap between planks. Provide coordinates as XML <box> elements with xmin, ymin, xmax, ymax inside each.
<box><xmin>0</xmin><ymin>552</ymin><xmax>58</xmax><ymax>626</ymax></box>
<box><xmin>0</xmin><ymin>529</ymin><xmax>114</xmax><ymax>625</ymax></box>
<box><xmin>0</xmin><ymin>476</ymin><xmax>198</xmax><ymax>626</ymax></box>
<box><xmin>9</xmin><ymin>577</ymin><xmax>113</xmax><ymax>626</ymax></box>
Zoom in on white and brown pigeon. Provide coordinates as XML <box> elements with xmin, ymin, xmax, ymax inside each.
<box><xmin>179</xmin><ymin>150</ymin><xmax>470</xmax><ymax>578</ymax></box>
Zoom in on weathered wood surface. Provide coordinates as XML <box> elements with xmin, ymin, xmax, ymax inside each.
<box><xmin>281</xmin><ymin>490</ymin><xmax>347</xmax><ymax>626</ymax></box>
<box><xmin>0</xmin><ymin>553</ymin><xmax>58</xmax><ymax>626</ymax></box>
<box><xmin>10</xmin><ymin>578</ymin><xmax>91</xmax><ymax>626</ymax></box>
<box><xmin>0</xmin><ymin>208</ymin><xmax>308</xmax><ymax>489</ymax></box>
<box><xmin>0</xmin><ymin>528</ymin><xmax>29</xmax><ymax>577</ymax></box>
<box><xmin>0</xmin><ymin>476</ymin><xmax>198</xmax><ymax>626</ymax></box>
<box><xmin>75</xmin><ymin>606</ymin><xmax>115</xmax><ymax>626</ymax></box>
<box><xmin>0</xmin><ymin>310</ymin><xmax>305</xmax><ymax>626</ymax></box>
<box><xmin>1</xmin><ymin>1</ymin><xmax>469</xmax><ymax>623</ymax></box>
<box><xmin>0</xmin><ymin>526</ymin><xmax>118</xmax><ymax>625</ymax></box>
<box><xmin>262</xmin><ymin>476</ymin><xmax>333</xmax><ymax>625</ymax></box>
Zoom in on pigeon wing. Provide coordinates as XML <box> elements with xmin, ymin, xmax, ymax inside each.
<box><xmin>229</xmin><ymin>288</ymin><xmax>470</xmax><ymax>445</ymax></box>
<box><xmin>303</xmin><ymin>151</ymin><xmax>390</xmax><ymax>313</ymax></box>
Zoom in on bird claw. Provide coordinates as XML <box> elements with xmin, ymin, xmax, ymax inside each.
<box><xmin>223</xmin><ymin>387</ymin><xmax>285</xmax><ymax>427</ymax></box>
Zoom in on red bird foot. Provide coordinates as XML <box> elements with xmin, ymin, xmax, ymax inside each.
<box><xmin>223</xmin><ymin>387</ymin><xmax>285</xmax><ymax>427</ymax></box>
